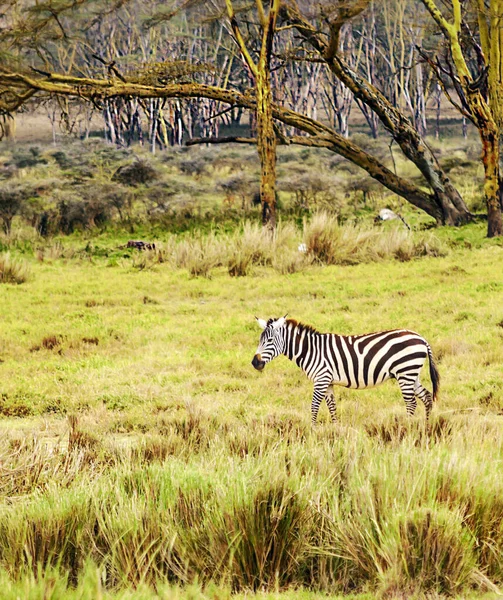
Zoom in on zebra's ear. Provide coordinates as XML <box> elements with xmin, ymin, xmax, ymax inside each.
<box><xmin>273</xmin><ymin>316</ymin><xmax>286</xmax><ymax>329</ymax></box>
<box><xmin>256</xmin><ymin>317</ymin><xmax>268</xmax><ymax>330</ymax></box>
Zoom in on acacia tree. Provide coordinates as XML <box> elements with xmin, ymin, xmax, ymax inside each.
<box><xmin>280</xmin><ymin>0</ymin><xmax>473</xmax><ymax>227</ymax></box>
<box><xmin>225</xmin><ymin>0</ymin><xmax>280</xmax><ymax>228</ymax></box>
<box><xmin>420</xmin><ymin>0</ymin><xmax>503</xmax><ymax>237</ymax></box>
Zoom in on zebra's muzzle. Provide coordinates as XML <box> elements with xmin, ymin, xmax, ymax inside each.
<box><xmin>252</xmin><ymin>354</ymin><xmax>265</xmax><ymax>371</ymax></box>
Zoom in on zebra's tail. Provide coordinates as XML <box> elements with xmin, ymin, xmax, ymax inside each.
<box><xmin>427</xmin><ymin>344</ymin><xmax>440</xmax><ymax>402</ymax></box>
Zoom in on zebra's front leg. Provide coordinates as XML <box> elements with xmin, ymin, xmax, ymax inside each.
<box><xmin>311</xmin><ymin>380</ymin><xmax>330</xmax><ymax>425</ymax></box>
<box><xmin>325</xmin><ymin>385</ymin><xmax>337</xmax><ymax>423</ymax></box>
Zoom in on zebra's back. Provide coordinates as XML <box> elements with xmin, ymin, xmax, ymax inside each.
<box><xmin>320</xmin><ymin>329</ymin><xmax>429</xmax><ymax>389</ymax></box>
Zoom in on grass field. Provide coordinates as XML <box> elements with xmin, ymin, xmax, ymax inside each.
<box><xmin>0</xmin><ymin>127</ymin><xmax>502</xmax><ymax>598</ymax></box>
<box><xmin>0</xmin><ymin>220</ymin><xmax>502</xmax><ymax>598</ymax></box>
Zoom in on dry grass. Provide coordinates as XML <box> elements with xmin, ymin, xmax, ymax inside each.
<box><xmin>303</xmin><ymin>212</ymin><xmax>446</xmax><ymax>265</ymax></box>
<box><xmin>141</xmin><ymin>218</ymin><xmax>446</xmax><ymax>279</ymax></box>
<box><xmin>0</xmin><ymin>252</ymin><xmax>30</xmax><ymax>283</ymax></box>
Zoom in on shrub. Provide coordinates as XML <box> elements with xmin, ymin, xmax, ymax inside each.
<box><xmin>146</xmin><ymin>181</ymin><xmax>182</xmax><ymax>217</ymax></box>
<box><xmin>280</xmin><ymin>172</ymin><xmax>344</xmax><ymax>212</ymax></box>
<box><xmin>112</xmin><ymin>160</ymin><xmax>158</xmax><ymax>186</ymax></box>
<box><xmin>178</xmin><ymin>158</ymin><xmax>208</xmax><ymax>177</ymax></box>
<box><xmin>9</xmin><ymin>147</ymin><xmax>47</xmax><ymax>169</ymax></box>
<box><xmin>0</xmin><ymin>183</ymin><xmax>35</xmax><ymax>235</ymax></box>
<box><xmin>55</xmin><ymin>184</ymin><xmax>121</xmax><ymax>234</ymax></box>
<box><xmin>51</xmin><ymin>150</ymin><xmax>75</xmax><ymax>170</ymax></box>
<box><xmin>218</xmin><ymin>172</ymin><xmax>258</xmax><ymax>209</ymax></box>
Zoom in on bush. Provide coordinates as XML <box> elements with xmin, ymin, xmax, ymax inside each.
<box><xmin>112</xmin><ymin>160</ymin><xmax>158</xmax><ymax>186</ymax></box>
<box><xmin>9</xmin><ymin>147</ymin><xmax>47</xmax><ymax>169</ymax></box>
<box><xmin>218</xmin><ymin>172</ymin><xmax>258</xmax><ymax>209</ymax></box>
<box><xmin>280</xmin><ymin>172</ymin><xmax>344</xmax><ymax>212</ymax></box>
<box><xmin>54</xmin><ymin>184</ymin><xmax>124</xmax><ymax>234</ymax></box>
<box><xmin>51</xmin><ymin>151</ymin><xmax>75</xmax><ymax>170</ymax></box>
<box><xmin>178</xmin><ymin>158</ymin><xmax>208</xmax><ymax>177</ymax></box>
<box><xmin>0</xmin><ymin>183</ymin><xmax>35</xmax><ymax>235</ymax></box>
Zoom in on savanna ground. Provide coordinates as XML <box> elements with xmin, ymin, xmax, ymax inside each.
<box><xmin>0</xmin><ymin>123</ymin><xmax>503</xmax><ymax>599</ymax></box>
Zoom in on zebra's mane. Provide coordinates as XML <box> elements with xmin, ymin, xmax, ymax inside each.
<box><xmin>286</xmin><ymin>318</ymin><xmax>320</xmax><ymax>335</ymax></box>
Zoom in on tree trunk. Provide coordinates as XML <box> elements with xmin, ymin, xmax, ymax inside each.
<box><xmin>4</xmin><ymin>116</ymin><xmax>16</xmax><ymax>141</ymax></box>
<box><xmin>481</xmin><ymin>129</ymin><xmax>503</xmax><ymax>237</ymax></box>
<box><xmin>255</xmin><ymin>0</ymin><xmax>280</xmax><ymax>229</ymax></box>
<box><xmin>256</xmin><ymin>65</ymin><xmax>277</xmax><ymax>228</ymax></box>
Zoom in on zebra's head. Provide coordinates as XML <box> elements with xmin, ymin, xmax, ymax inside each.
<box><xmin>252</xmin><ymin>316</ymin><xmax>287</xmax><ymax>371</ymax></box>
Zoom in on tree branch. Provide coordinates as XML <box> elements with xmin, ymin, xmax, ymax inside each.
<box><xmin>0</xmin><ymin>71</ymin><xmax>441</xmax><ymax>220</ymax></box>
<box><xmin>186</xmin><ymin>136</ymin><xmax>257</xmax><ymax>145</ymax></box>
<box><xmin>225</xmin><ymin>0</ymin><xmax>258</xmax><ymax>77</ymax></box>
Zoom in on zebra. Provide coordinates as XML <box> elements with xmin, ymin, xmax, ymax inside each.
<box><xmin>251</xmin><ymin>317</ymin><xmax>440</xmax><ymax>424</ymax></box>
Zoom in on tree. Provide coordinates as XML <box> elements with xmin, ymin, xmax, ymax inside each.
<box><xmin>279</xmin><ymin>1</ymin><xmax>473</xmax><ymax>227</ymax></box>
<box><xmin>420</xmin><ymin>0</ymin><xmax>503</xmax><ymax>237</ymax></box>
<box><xmin>225</xmin><ymin>0</ymin><xmax>280</xmax><ymax>228</ymax></box>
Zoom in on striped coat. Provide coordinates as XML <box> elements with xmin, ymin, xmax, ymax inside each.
<box><xmin>252</xmin><ymin>317</ymin><xmax>439</xmax><ymax>423</ymax></box>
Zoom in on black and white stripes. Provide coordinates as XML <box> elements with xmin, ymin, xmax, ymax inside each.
<box><xmin>252</xmin><ymin>317</ymin><xmax>440</xmax><ymax>424</ymax></box>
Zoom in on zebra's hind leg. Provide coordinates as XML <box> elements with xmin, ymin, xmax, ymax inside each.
<box><xmin>414</xmin><ymin>379</ymin><xmax>433</xmax><ymax>420</ymax></box>
<box><xmin>325</xmin><ymin>385</ymin><xmax>337</xmax><ymax>423</ymax></box>
<box><xmin>397</xmin><ymin>376</ymin><xmax>417</xmax><ymax>416</ymax></box>
<box><xmin>311</xmin><ymin>380</ymin><xmax>330</xmax><ymax>425</ymax></box>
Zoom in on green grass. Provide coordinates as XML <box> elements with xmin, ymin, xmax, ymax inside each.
<box><xmin>0</xmin><ymin>126</ymin><xmax>501</xmax><ymax>597</ymax></box>
<box><xmin>0</xmin><ymin>221</ymin><xmax>502</xmax><ymax>597</ymax></box>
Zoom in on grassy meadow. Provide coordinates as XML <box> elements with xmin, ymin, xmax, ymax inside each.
<box><xmin>0</xmin><ymin>135</ymin><xmax>503</xmax><ymax>598</ymax></box>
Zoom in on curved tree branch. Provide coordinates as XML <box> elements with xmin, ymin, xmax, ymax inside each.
<box><xmin>0</xmin><ymin>70</ymin><xmax>443</xmax><ymax>221</ymax></box>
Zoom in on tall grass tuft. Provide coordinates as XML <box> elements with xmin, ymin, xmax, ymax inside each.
<box><xmin>226</xmin><ymin>223</ymin><xmax>269</xmax><ymax>276</ymax></box>
<box><xmin>0</xmin><ymin>252</ymin><xmax>30</xmax><ymax>284</ymax></box>
<box><xmin>303</xmin><ymin>212</ymin><xmax>446</xmax><ymax>265</ymax></box>
<box><xmin>173</xmin><ymin>233</ymin><xmax>222</xmax><ymax>278</ymax></box>
<box><xmin>221</xmin><ymin>482</ymin><xmax>312</xmax><ymax>590</ymax></box>
<box><xmin>380</xmin><ymin>507</ymin><xmax>476</xmax><ymax>596</ymax></box>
